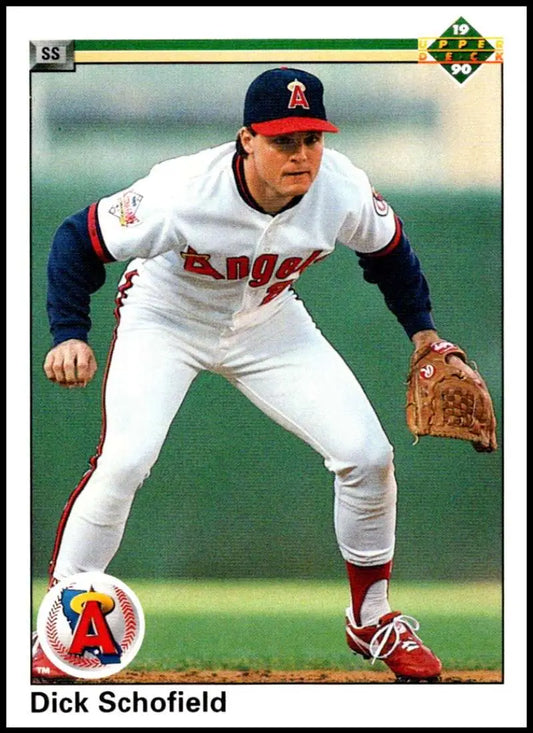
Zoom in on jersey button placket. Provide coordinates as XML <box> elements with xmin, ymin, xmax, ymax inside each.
<box><xmin>263</xmin><ymin>225</ymin><xmax>273</xmax><ymax>253</ymax></box>
<box><xmin>247</xmin><ymin>222</ymin><xmax>273</xmax><ymax>309</ymax></box>
<box><xmin>232</xmin><ymin>219</ymin><xmax>268</xmax><ymax>319</ymax></box>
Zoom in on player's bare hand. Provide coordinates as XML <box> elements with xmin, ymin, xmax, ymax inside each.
<box><xmin>43</xmin><ymin>339</ymin><xmax>97</xmax><ymax>388</ymax></box>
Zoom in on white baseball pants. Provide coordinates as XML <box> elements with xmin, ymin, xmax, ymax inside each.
<box><xmin>51</xmin><ymin>270</ymin><xmax>397</xmax><ymax>579</ymax></box>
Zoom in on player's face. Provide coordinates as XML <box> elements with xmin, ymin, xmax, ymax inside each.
<box><xmin>241</xmin><ymin>129</ymin><xmax>324</xmax><ymax>213</ymax></box>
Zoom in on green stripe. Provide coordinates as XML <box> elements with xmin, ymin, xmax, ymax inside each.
<box><xmin>75</xmin><ymin>38</ymin><xmax>417</xmax><ymax>52</ymax></box>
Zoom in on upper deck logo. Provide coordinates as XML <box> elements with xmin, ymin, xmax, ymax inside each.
<box><xmin>36</xmin><ymin>572</ymin><xmax>145</xmax><ymax>680</ymax></box>
<box><xmin>418</xmin><ymin>17</ymin><xmax>503</xmax><ymax>84</ymax></box>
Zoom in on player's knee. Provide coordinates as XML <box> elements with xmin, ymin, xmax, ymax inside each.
<box><xmin>367</xmin><ymin>441</ymin><xmax>395</xmax><ymax>482</ymax></box>
<box><xmin>90</xmin><ymin>446</ymin><xmax>159</xmax><ymax>492</ymax></box>
<box><xmin>99</xmin><ymin>463</ymin><xmax>147</xmax><ymax>491</ymax></box>
<box><xmin>331</xmin><ymin>439</ymin><xmax>394</xmax><ymax>486</ymax></box>
<box><xmin>71</xmin><ymin>462</ymin><xmax>152</xmax><ymax>526</ymax></box>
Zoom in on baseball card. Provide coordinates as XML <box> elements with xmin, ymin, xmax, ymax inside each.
<box><xmin>6</xmin><ymin>5</ymin><xmax>526</xmax><ymax>728</ymax></box>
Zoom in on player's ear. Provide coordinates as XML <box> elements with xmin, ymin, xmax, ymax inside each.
<box><xmin>239</xmin><ymin>127</ymin><xmax>255</xmax><ymax>155</ymax></box>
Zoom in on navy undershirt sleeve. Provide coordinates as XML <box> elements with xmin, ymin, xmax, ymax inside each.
<box><xmin>356</xmin><ymin>227</ymin><xmax>436</xmax><ymax>338</ymax></box>
<box><xmin>47</xmin><ymin>206</ymin><xmax>111</xmax><ymax>346</ymax></box>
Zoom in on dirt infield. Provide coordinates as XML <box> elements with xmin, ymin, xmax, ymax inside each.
<box><xmin>92</xmin><ymin>669</ymin><xmax>501</xmax><ymax>684</ymax></box>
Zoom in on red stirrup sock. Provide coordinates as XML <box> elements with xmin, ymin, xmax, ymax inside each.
<box><xmin>345</xmin><ymin>560</ymin><xmax>393</xmax><ymax>627</ymax></box>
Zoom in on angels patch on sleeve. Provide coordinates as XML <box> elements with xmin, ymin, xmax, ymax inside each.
<box><xmin>372</xmin><ymin>187</ymin><xmax>389</xmax><ymax>217</ymax></box>
<box><xmin>109</xmin><ymin>190</ymin><xmax>143</xmax><ymax>227</ymax></box>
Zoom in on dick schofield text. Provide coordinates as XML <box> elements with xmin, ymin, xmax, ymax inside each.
<box><xmin>31</xmin><ymin>689</ymin><xmax>227</xmax><ymax>714</ymax></box>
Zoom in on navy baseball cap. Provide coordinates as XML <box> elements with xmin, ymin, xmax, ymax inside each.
<box><xmin>243</xmin><ymin>67</ymin><xmax>339</xmax><ymax>135</ymax></box>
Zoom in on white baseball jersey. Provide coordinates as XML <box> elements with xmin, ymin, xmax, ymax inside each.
<box><xmin>94</xmin><ymin>142</ymin><xmax>398</xmax><ymax>329</ymax></box>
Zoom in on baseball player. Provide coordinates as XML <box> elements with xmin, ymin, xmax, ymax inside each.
<box><xmin>32</xmin><ymin>67</ymin><xmax>480</xmax><ymax>683</ymax></box>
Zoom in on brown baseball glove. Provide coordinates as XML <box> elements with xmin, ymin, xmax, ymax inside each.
<box><xmin>406</xmin><ymin>340</ymin><xmax>497</xmax><ymax>452</ymax></box>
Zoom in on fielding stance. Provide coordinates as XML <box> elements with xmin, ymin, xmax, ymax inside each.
<box><xmin>33</xmin><ymin>67</ymin><xmax>484</xmax><ymax>682</ymax></box>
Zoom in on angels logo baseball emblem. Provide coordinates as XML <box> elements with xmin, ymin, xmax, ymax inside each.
<box><xmin>36</xmin><ymin>572</ymin><xmax>145</xmax><ymax>680</ymax></box>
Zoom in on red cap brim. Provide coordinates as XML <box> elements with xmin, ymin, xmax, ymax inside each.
<box><xmin>251</xmin><ymin>117</ymin><xmax>339</xmax><ymax>135</ymax></box>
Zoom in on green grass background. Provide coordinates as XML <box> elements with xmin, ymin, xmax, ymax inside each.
<box><xmin>31</xmin><ymin>188</ymin><xmax>503</xmax><ymax>672</ymax></box>
<box><xmin>31</xmin><ymin>188</ymin><xmax>503</xmax><ymax>582</ymax></box>
<box><xmin>32</xmin><ymin>579</ymin><xmax>502</xmax><ymax>671</ymax></box>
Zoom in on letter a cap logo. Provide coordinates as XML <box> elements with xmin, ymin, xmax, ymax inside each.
<box><xmin>243</xmin><ymin>66</ymin><xmax>338</xmax><ymax>135</ymax></box>
<box><xmin>36</xmin><ymin>572</ymin><xmax>145</xmax><ymax>680</ymax></box>
<box><xmin>287</xmin><ymin>79</ymin><xmax>310</xmax><ymax>109</ymax></box>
